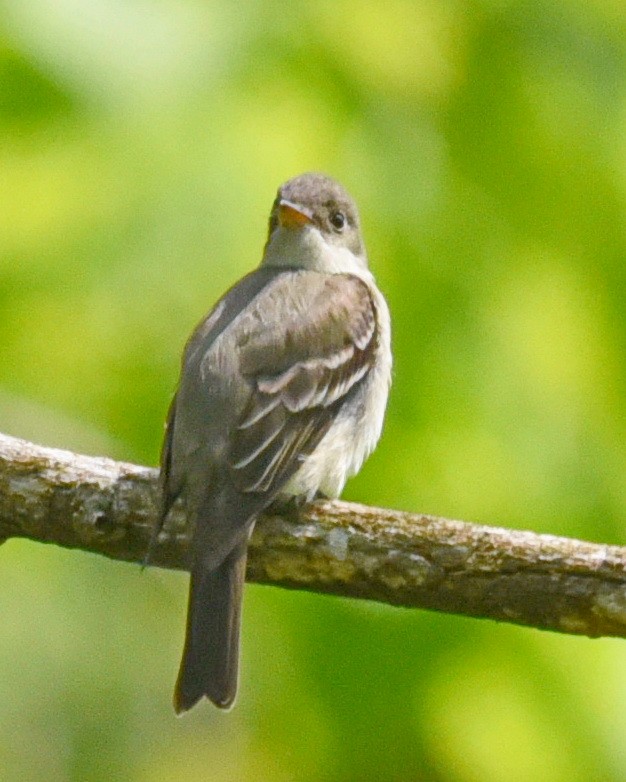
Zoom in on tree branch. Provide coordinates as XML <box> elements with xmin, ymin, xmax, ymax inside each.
<box><xmin>1</xmin><ymin>432</ymin><xmax>625</xmax><ymax>639</ymax></box>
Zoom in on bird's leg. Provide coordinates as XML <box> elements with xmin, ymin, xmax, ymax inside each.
<box><xmin>267</xmin><ymin>494</ymin><xmax>307</xmax><ymax>523</ymax></box>
<box><xmin>267</xmin><ymin>491</ymin><xmax>331</xmax><ymax>524</ymax></box>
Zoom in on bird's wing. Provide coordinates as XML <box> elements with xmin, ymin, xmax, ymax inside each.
<box><xmin>158</xmin><ymin>392</ymin><xmax>179</xmax><ymax>516</ymax></box>
<box><xmin>157</xmin><ymin>268</ymin><xmax>283</xmax><ymax>525</ymax></box>
<box><xmin>143</xmin><ymin>392</ymin><xmax>179</xmax><ymax>565</ymax></box>
<box><xmin>228</xmin><ymin>270</ymin><xmax>378</xmax><ymax>495</ymax></box>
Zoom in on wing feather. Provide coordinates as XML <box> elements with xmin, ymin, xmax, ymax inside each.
<box><xmin>229</xmin><ymin>272</ymin><xmax>378</xmax><ymax>495</ymax></box>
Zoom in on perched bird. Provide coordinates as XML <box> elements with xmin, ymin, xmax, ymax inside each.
<box><xmin>155</xmin><ymin>172</ymin><xmax>392</xmax><ymax>712</ymax></box>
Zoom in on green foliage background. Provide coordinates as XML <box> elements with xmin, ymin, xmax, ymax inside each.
<box><xmin>1</xmin><ymin>1</ymin><xmax>626</xmax><ymax>780</ymax></box>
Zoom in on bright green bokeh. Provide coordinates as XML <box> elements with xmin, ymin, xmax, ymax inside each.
<box><xmin>1</xmin><ymin>2</ymin><xmax>625</xmax><ymax>780</ymax></box>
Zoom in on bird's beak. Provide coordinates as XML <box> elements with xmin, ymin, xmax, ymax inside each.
<box><xmin>278</xmin><ymin>199</ymin><xmax>313</xmax><ymax>229</ymax></box>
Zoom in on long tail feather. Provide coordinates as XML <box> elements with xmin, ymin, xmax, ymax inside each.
<box><xmin>174</xmin><ymin>541</ymin><xmax>247</xmax><ymax>713</ymax></box>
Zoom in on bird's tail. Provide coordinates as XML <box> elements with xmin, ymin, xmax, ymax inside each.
<box><xmin>174</xmin><ymin>541</ymin><xmax>247</xmax><ymax>713</ymax></box>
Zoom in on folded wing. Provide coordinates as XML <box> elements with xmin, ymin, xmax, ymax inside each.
<box><xmin>229</xmin><ymin>271</ymin><xmax>378</xmax><ymax>495</ymax></box>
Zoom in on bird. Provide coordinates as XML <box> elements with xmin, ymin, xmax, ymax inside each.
<box><xmin>154</xmin><ymin>172</ymin><xmax>392</xmax><ymax>713</ymax></box>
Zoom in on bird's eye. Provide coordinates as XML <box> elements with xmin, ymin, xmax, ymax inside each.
<box><xmin>330</xmin><ymin>211</ymin><xmax>346</xmax><ymax>231</ymax></box>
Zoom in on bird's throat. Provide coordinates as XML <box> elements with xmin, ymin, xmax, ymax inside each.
<box><xmin>261</xmin><ymin>226</ymin><xmax>366</xmax><ymax>275</ymax></box>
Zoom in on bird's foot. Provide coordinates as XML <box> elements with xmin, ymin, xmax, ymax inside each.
<box><xmin>268</xmin><ymin>494</ymin><xmax>306</xmax><ymax>523</ymax></box>
<box><xmin>268</xmin><ymin>491</ymin><xmax>331</xmax><ymax>523</ymax></box>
